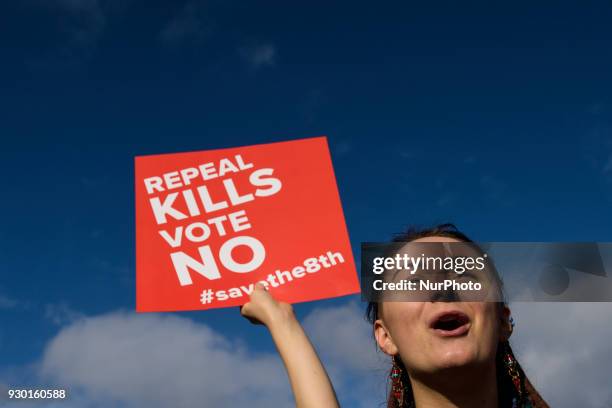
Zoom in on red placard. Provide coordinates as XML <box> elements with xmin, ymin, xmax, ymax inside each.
<box><xmin>135</xmin><ymin>136</ymin><xmax>359</xmax><ymax>312</ymax></box>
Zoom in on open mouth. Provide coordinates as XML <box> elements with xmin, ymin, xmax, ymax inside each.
<box><xmin>430</xmin><ymin>311</ymin><xmax>470</xmax><ymax>337</ymax></box>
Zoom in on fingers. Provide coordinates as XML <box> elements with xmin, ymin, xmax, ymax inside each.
<box><xmin>239</xmin><ymin>303</ymin><xmax>265</xmax><ymax>326</ymax></box>
<box><xmin>251</xmin><ymin>284</ymin><xmax>272</xmax><ymax>302</ymax></box>
<box><xmin>239</xmin><ymin>284</ymin><xmax>278</xmax><ymax>326</ymax></box>
<box><xmin>254</xmin><ymin>282</ymin><xmax>269</xmax><ymax>292</ymax></box>
<box><xmin>239</xmin><ymin>303</ymin><xmax>250</xmax><ymax>320</ymax></box>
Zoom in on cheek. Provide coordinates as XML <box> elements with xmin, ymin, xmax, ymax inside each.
<box><xmin>383</xmin><ymin>304</ymin><xmax>428</xmax><ymax>354</ymax></box>
<box><xmin>471</xmin><ymin>303</ymin><xmax>502</xmax><ymax>349</ymax></box>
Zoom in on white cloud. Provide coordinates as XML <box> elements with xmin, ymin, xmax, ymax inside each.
<box><xmin>510</xmin><ymin>302</ymin><xmax>612</xmax><ymax>408</ymax></box>
<box><xmin>303</xmin><ymin>301</ymin><xmax>384</xmax><ymax>372</ymax></box>
<box><xmin>5</xmin><ymin>301</ymin><xmax>610</xmax><ymax>408</ymax></box>
<box><xmin>27</xmin><ymin>303</ymin><xmax>389</xmax><ymax>408</ymax></box>
<box><xmin>303</xmin><ymin>301</ymin><xmax>389</xmax><ymax>408</ymax></box>
<box><xmin>239</xmin><ymin>44</ymin><xmax>277</xmax><ymax>69</ymax></box>
<box><xmin>38</xmin><ymin>312</ymin><xmax>293</xmax><ymax>408</ymax></box>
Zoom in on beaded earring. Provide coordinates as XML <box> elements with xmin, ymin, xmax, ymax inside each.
<box><xmin>390</xmin><ymin>356</ymin><xmax>405</xmax><ymax>407</ymax></box>
<box><xmin>504</xmin><ymin>339</ymin><xmax>534</xmax><ymax>408</ymax></box>
<box><xmin>504</xmin><ymin>342</ymin><xmax>522</xmax><ymax>396</ymax></box>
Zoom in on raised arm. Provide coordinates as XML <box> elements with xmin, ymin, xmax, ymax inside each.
<box><xmin>240</xmin><ymin>284</ymin><xmax>340</xmax><ymax>408</ymax></box>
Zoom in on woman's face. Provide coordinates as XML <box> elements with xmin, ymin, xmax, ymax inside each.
<box><xmin>374</xmin><ymin>236</ymin><xmax>511</xmax><ymax>376</ymax></box>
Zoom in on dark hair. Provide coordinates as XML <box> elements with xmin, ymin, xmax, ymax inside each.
<box><xmin>366</xmin><ymin>223</ymin><xmax>549</xmax><ymax>408</ymax></box>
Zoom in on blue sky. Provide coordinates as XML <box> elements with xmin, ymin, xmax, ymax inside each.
<box><xmin>1</xmin><ymin>1</ymin><xmax>612</xmax><ymax>407</ymax></box>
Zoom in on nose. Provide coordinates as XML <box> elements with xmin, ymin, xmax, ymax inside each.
<box><xmin>430</xmin><ymin>275</ymin><xmax>459</xmax><ymax>302</ymax></box>
<box><xmin>430</xmin><ymin>287</ymin><xmax>459</xmax><ymax>302</ymax></box>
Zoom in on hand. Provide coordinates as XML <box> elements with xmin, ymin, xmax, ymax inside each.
<box><xmin>240</xmin><ymin>283</ymin><xmax>295</xmax><ymax>328</ymax></box>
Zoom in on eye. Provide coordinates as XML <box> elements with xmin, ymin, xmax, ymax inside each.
<box><xmin>458</xmin><ymin>272</ymin><xmax>480</xmax><ymax>283</ymax></box>
<box><xmin>406</xmin><ymin>275</ymin><xmax>421</xmax><ymax>283</ymax></box>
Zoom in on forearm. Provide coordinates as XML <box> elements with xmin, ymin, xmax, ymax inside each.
<box><xmin>268</xmin><ymin>312</ymin><xmax>340</xmax><ymax>408</ymax></box>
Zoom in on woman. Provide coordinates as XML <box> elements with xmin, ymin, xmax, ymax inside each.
<box><xmin>240</xmin><ymin>224</ymin><xmax>549</xmax><ymax>407</ymax></box>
